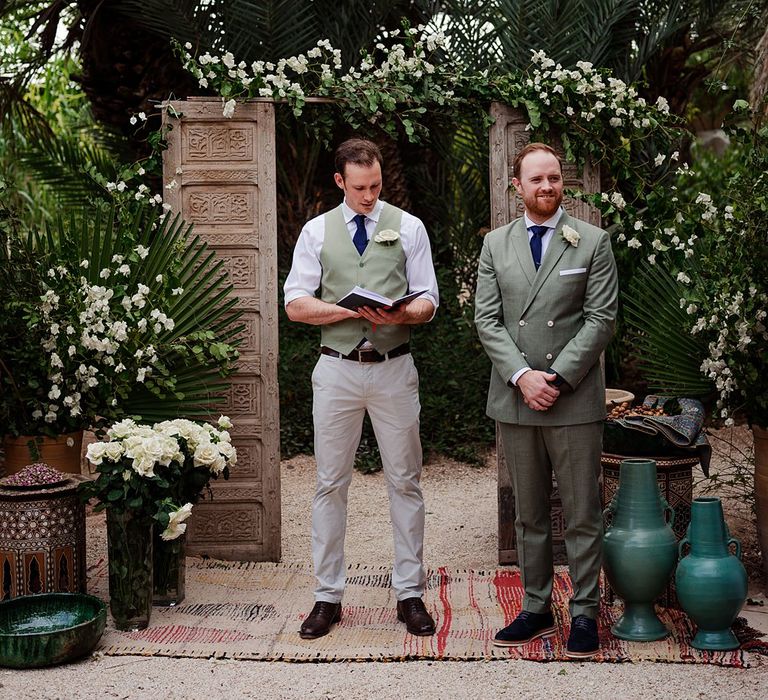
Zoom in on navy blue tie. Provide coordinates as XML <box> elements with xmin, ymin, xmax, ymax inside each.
<box><xmin>529</xmin><ymin>225</ymin><xmax>548</xmax><ymax>270</ymax></box>
<box><xmin>353</xmin><ymin>214</ymin><xmax>368</xmax><ymax>256</ymax></box>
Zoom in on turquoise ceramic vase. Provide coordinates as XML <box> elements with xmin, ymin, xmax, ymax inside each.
<box><xmin>675</xmin><ymin>497</ymin><xmax>748</xmax><ymax>650</ymax></box>
<box><xmin>603</xmin><ymin>458</ymin><xmax>677</xmax><ymax>641</ymax></box>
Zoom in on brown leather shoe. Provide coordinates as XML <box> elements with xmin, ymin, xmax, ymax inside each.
<box><xmin>396</xmin><ymin>597</ymin><xmax>436</xmax><ymax>636</ymax></box>
<box><xmin>299</xmin><ymin>601</ymin><xmax>341</xmax><ymax>639</ymax></box>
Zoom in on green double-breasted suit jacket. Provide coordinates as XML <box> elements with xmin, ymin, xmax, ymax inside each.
<box><xmin>474</xmin><ymin>213</ymin><xmax>619</xmax><ymax>426</ymax></box>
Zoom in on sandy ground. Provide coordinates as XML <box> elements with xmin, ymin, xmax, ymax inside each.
<box><xmin>2</xmin><ymin>428</ymin><xmax>767</xmax><ymax>699</ymax></box>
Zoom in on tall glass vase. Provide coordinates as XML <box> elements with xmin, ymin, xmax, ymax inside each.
<box><xmin>153</xmin><ymin>532</ymin><xmax>186</xmax><ymax>606</ymax></box>
<box><xmin>106</xmin><ymin>509</ymin><xmax>153</xmax><ymax>631</ymax></box>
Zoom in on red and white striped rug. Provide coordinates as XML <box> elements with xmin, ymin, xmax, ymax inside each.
<box><xmin>88</xmin><ymin>559</ymin><xmax>752</xmax><ymax>666</ymax></box>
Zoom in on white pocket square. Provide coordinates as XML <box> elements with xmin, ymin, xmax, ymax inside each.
<box><xmin>559</xmin><ymin>267</ymin><xmax>587</xmax><ymax>276</ymax></box>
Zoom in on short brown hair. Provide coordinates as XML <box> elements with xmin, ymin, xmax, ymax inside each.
<box><xmin>513</xmin><ymin>142</ymin><xmax>562</xmax><ymax>179</ymax></box>
<box><xmin>334</xmin><ymin>138</ymin><xmax>383</xmax><ymax>177</ymax></box>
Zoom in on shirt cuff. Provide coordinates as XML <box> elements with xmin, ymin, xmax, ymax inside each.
<box><xmin>508</xmin><ymin>367</ymin><xmax>531</xmax><ymax>387</ymax></box>
<box><xmin>283</xmin><ymin>290</ymin><xmax>313</xmax><ymax>307</ymax></box>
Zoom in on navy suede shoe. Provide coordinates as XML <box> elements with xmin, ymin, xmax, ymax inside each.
<box><xmin>493</xmin><ymin>610</ymin><xmax>556</xmax><ymax>647</ymax></box>
<box><xmin>565</xmin><ymin>615</ymin><xmax>599</xmax><ymax>658</ymax></box>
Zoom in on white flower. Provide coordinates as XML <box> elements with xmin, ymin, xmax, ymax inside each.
<box><xmin>217</xmin><ymin>441</ymin><xmax>237</xmax><ymax>466</ymax></box>
<box><xmin>561</xmin><ymin>225</ymin><xmax>580</xmax><ymax>247</ymax></box>
<box><xmin>374</xmin><ymin>229</ymin><xmax>400</xmax><ymax>245</ymax></box>
<box><xmin>108</xmin><ymin>418</ymin><xmax>138</xmax><ymax>440</ymax></box>
<box><xmin>136</xmin><ymin>245</ymin><xmax>150</xmax><ymax>259</ymax></box>
<box><xmin>161</xmin><ymin>503</ymin><xmax>194</xmax><ymax>541</ymax></box>
<box><xmin>104</xmin><ymin>441</ymin><xmax>125</xmax><ymax>462</ymax></box>
<box><xmin>654</xmin><ymin>154</ymin><xmax>666</xmax><ymax>167</ymax></box>
<box><xmin>222</xmin><ymin>99</ymin><xmax>236</xmax><ymax>119</ymax></box>
<box><xmin>193</xmin><ymin>441</ymin><xmax>220</xmax><ymax>468</ymax></box>
<box><xmin>86</xmin><ymin>442</ymin><xmax>109</xmax><ymax>466</ymax></box>
<box><xmin>217</xmin><ymin>415</ymin><xmax>233</xmax><ymax>429</ymax></box>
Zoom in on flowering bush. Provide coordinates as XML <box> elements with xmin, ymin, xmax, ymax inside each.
<box><xmin>0</xmin><ymin>202</ymin><xmax>240</xmax><ymax>437</ymax></box>
<box><xmin>666</xmin><ymin>109</ymin><xmax>767</xmax><ymax>426</ymax></box>
<box><xmin>175</xmin><ymin>24</ymin><xmax>458</xmax><ymax>141</ymax></box>
<box><xmin>79</xmin><ymin>416</ymin><xmax>236</xmax><ymax>539</ymax></box>
<box><xmin>620</xmin><ymin>104</ymin><xmax>768</xmax><ymax>427</ymax></box>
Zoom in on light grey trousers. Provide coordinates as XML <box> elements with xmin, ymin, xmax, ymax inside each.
<box><xmin>311</xmin><ymin>352</ymin><xmax>426</xmax><ymax>602</ymax></box>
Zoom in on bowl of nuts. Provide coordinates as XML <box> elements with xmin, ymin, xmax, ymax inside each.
<box><xmin>605</xmin><ymin>388</ymin><xmax>635</xmax><ymax>411</ymax></box>
<box><xmin>604</xmin><ymin>396</ymin><xmax>687</xmax><ymax>456</ymax></box>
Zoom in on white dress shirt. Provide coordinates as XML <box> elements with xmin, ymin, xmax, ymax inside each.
<box><xmin>510</xmin><ymin>207</ymin><xmax>564</xmax><ymax>386</ymax></box>
<box><xmin>284</xmin><ymin>199</ymin><xmax>440</xmax><ymax>310</ymax></box>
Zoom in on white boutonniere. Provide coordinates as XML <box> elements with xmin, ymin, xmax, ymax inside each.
<box><xmin>374</xmin><ymin>229</ymin><xmax>400</xmax><ymax>246</ymax></box>
<box><xmin>562</xmin><ymin>225</ymin><xmax>580</xmax><ymax>247</ymax></box>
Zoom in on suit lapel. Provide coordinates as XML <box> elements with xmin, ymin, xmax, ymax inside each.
<box><xmin>511</xmin><ymin>218</ymin><xmax>536</xmax><ymax>285</ymax></box>
<box><xmin>521</xmin><ymin>213</ymin><xmax>572</xmax><ymax>316</ymax></box>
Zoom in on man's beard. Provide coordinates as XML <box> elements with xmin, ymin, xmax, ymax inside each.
<box><xmin>524</xmin><ymin>191</ymin><xmax>562</xmax><ymax>219</ymax></box>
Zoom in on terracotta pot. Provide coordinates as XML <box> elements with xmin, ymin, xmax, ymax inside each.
<box><xmin>754</xmin><ymin>425</ymin><xmax>768</xmax><ymax>590</ymax></box>
<box><xmin>2</xmin><ymin>432</ymin><xmax>84</xmax><ymax>476</ymax></box>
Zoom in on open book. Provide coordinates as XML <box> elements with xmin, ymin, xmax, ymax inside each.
<box><xmin>335</xmin><ymin>286</ymin><xmax>428</xmax><ymax>311</ymax></box>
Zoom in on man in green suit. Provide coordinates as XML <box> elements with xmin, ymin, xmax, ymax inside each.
<box><xmin>474</xmin><ymin>142</ymin><xmax>618</xmax><ymax>658</ymax></box>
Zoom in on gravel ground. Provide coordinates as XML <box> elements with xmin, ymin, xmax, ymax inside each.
<box><xmin>2</xmin><ymin>428</ymin><xmax>767</xmax><ymax>699</ymax></box>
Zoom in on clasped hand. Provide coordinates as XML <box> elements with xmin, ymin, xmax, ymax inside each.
<box><xmin>517</xmin><ymin>370</ymin><xmax>560</xmax><ymax>412</ymax></box>
<box><xmin>356</xmin><ymin>305</ymin><xmax>410</xmax><ymax>326</ymax></box>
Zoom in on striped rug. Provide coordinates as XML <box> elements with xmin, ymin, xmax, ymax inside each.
<box><xmin>89</xmin><ymin>559</ymin><xmax>751</xmax><ymax>666</ymax></box>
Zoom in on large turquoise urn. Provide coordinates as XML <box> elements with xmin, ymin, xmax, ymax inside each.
<box><xmin>675</xmin><ymin>497</ymin><xmax>748</xmax><ymax>650</ymax></box>
<box><xmin>603</xmin><ymin>458</ymin><xmax>677</xmax><ymax>641</ymax></box>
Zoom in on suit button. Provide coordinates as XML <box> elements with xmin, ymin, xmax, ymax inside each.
<box><xmin>359</xmin><ymin>262</ymin><xmax>365</xmax><ymax>267</ymax></box>
<box><xmin>519</xmin><ymin>320</ymin><xmax>526</xmax><ymax>326</ymax></box>
<box><xmin>546</xmin><ymin>353</ymin><xmax>553</xmax><ymax>360</ymax></box>
<box><xmin>547</xmin><ymin>320</ymin><xmax>554</xmax><ymax>327</ymax></box>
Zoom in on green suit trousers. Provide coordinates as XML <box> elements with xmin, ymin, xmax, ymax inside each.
<box><xmin>498</xmin><ymin>420</ymin><xmax>604</xmax><ymax>619</ymax></box>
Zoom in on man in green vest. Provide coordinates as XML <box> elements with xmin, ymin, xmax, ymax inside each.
<box><xmin>474</xmin><ymin>143</ymin><xmax>618</xmax><ymax>658</ymax></box>
<box><xmin>284</xmin><ymin>138</ymin><xmax>439</xmax><ymax>640</ymax></box>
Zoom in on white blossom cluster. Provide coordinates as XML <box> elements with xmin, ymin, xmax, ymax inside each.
<box><xmin>687</xmin><ymin>286</ymin><xmax>768</xmax><ymax>425</ymax></box>
<box><xmin>178</xmin><ymin>27</ymin><xmax>452</xmax><ymax>120</ymax></box>
<box><xmin>86</xmin><ymin>416</ymin><xmax>237</xmax><ymax>540</ymax></box>
<box><xmin>33</xmin><ymin>247</ymin><xmax>178</xmax><ymax>430</ymax></box>
<box><xmin>527</xmin><ymin>50</ymin><xmax>669</xmax><ymax>129</ymax></box>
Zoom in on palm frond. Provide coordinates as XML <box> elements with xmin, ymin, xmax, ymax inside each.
<box><xmin>623</xmin><ymin>259</ymin><xmax>713</xmax><ymax>397</ymax></box>
<box><xmin>39</xmin><ymin>203</ymin><xmax>242</xmax><ymax>421</ymax></box>
<box><xmin>18</xmin><ymin>134</ymin><xmax>115</xmax><ymax>206</ymax></box>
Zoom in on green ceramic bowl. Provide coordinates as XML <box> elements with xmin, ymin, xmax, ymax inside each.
<box><xmin>0</xmin><ymin>593</ymin><xmax>107</xmax><ymax>668</ymax></box>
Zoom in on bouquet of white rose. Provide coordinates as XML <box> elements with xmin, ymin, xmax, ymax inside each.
<box><xmin>80</xmin><ymin>416</ymin><xmax>236</xmax><ymax>539</ymax></box>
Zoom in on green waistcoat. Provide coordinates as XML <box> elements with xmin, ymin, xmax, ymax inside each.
<box><xmin>319</xmin><ymin>202</ymin><xmax>410</xmax><ymax>354</ymax></box>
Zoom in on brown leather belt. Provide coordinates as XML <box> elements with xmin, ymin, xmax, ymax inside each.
<box><xmin>320</xmin><ymin>343</ymin><xmax>410</xmax><ymax>363</ymax></box>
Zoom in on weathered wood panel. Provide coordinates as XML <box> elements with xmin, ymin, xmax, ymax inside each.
<box><xmin>162</xmin><ymin>99</ymin><xmax>280</xmax><ymax>561</ymax></box>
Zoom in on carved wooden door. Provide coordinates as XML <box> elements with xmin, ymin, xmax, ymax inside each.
<box><xmin>488</xmin><ymin>102</ymin><xmax>601</xmax><ymax>565</ymax></box>
<box><xmin>162</xmin><ymin>98</ymin><xmax>280</xmax><ymax>560</ymax></box>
